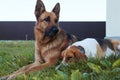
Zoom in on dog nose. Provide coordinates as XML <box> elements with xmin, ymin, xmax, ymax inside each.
<box><xmin>45</xmin><ymin>26</ymin><xmax>59</xmax><ymax>37</ymax></box>
<box><xmin>51</xmin><ymin>26</ymin><xmax>58</xmax><ymax>34</ymax></box>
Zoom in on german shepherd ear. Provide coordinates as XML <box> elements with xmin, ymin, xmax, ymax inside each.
<box><xmin>35</xmin><ymin>0</ymin><xmax>46</xmax><ymax>21</ymax></box>
<box><xmin>52</xmin><ymin>3</ymin><xmax>60</xmax><ymax>17</ymax></box>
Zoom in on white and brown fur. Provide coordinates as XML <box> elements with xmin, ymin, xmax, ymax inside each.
<box><xmin>56</xmin><ymin>38</ymin><xmax>120</xmax><ymax>69</ymax></box>
<box><xmin>1</xmin><ymin>0</ymin><xmax>77</xmax><ymax>80</ymax></box>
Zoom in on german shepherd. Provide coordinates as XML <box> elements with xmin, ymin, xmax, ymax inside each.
<box><xmin>1</xmin><ymin>0</ymin><xmax>77</xmax><ymax>80</ymax></box>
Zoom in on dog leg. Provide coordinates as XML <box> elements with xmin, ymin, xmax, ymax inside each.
<box><xmin>96</xmin><ymin>44</ymin><xmax>104</xmax><ymax>59</ymax></box>
<box><xmin>25</xmin><ymin>59</ymin><xmax>57</xmax><ymax>74</ymax></box>
<box><xmin>6</xmin><ymin>62</ymin><xmax>40</xmax><ymax>80</ymax></box>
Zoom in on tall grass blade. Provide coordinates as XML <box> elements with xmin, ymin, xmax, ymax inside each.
<box><xmin>71</xmin><ymin>70</ymin><xmax>82</xmax><ymax>80</ymax></box>
<box><xmin>87</xmin><ymin>62</ymin><xmax>102</xmax><ymax>73</ymax></box>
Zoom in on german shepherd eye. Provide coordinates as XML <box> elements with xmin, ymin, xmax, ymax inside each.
<box><xmin>55</xmin><ymin>19</ymin><xmax>58</xmax><ymax>23</ymax></box>
<box><xmin>44</xmin><ymin>16</ymin><xmax>50</xmax><ymax>22</ymax></box>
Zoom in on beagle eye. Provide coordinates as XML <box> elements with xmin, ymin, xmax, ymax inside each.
<box><xmin>67</xmin><ymin>56</ymin><xmax>73</xmax><ymax>60</ymax></box>
<box><xmin>44</xmin><ymin>16</ymin><xmax>50</xmax><ymax>22</ymax></box>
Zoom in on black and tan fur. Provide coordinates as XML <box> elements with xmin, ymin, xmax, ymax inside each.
<box><xmin>1</xmin><ymin>0</ymin><xmax>77</xmax><ymax>80</ymax></box>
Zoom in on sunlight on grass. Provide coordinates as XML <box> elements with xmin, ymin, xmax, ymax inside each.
<box><xmin>0</xmin><ymin>41</ymin><xmax>120</xmax><ymax>80</ymax></box>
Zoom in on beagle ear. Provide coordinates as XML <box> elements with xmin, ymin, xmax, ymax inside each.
<box><xmin>60</xmin><ymin>50</ymin><xmax>65</xmax><ymax>59</ymax></box>
<box><xmin>73</xmin><ymin>48</ymin><xmax>87</xmax><ymax>61</ymax></box>
<box><xmin>35</xmin><ymin>0</ymin><xmax>46</xmax><ymax>21</ymax></box>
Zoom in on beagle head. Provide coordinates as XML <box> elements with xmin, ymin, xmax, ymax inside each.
<box><xmin>55</xmin><ymin>46</ymin><xmax>87</xmax><ymax>70</ymax></box>
<box><xmin>61</xmin><ymin>46</ymin><xmax>87</xmax><ymax>65</ymax></box>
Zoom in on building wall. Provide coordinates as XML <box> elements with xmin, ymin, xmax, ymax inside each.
<box><xmin>0</xmin><ymin>22</ymin><xmax>105</xmax><ymax>40</ymax></box>
<box><xmin>107</xmin><ymin>0</ymin><xmax>120</xmax><ymax>37</ymax></box>
<box><xmin>0</xmin><ymin>0</ymin><xmax>106</xmax><ymax>21</ymax></box>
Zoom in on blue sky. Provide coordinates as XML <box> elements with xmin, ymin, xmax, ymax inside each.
<box><xmin>0</xmin><ymin>0</ymin><xmax>106</xmax><ymax>21</ymax></box>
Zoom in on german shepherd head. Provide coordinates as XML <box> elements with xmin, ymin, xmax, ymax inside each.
<box><xmin>34</xmin><ymin>0</ymin><xmax>60</xmax><ymax>43</ymax></box>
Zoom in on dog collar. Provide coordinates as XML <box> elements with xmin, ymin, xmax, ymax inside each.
<box><xmin>78</xmin><ymin>46</ymin><xmax>85</xmax><ymax>54</ymax></box>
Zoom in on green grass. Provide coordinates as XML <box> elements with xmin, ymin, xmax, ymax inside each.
<box><xmin>0</xmin><ymin>41</ymin><xmax>120</xmax><ymax>80</ymax></box>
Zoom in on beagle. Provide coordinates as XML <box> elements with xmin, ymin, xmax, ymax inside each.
<box><xmin>55</xmin><ymin>38</ymin><xmax>120</xmax><ymax>70</ymax></box>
